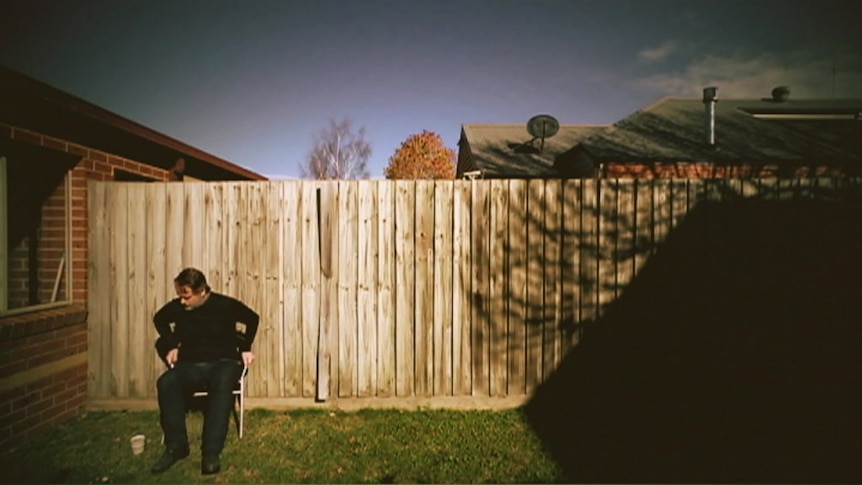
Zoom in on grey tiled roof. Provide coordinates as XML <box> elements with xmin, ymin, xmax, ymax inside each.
<box><xmin>459</xmin><ymin>123</ymin><xmax>608</xmax><ymax>178</ymax></box>
<box><xmin>462</xmin><ymin>97</ymin><xmax>862</xmax><ymax>179</ymax></box>
<box><xmin>575</xmin><ymin>97</ymin><xmax>862</xmax><ymax>163</ymax></box>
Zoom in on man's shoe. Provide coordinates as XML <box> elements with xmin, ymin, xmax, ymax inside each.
<box><xmin>201</xmin><ymin>453</ymin><xmax>221</xmax><ymax>475</ymax></box>
<box><xmin>150</xmin><ymin>447</ymin><xmax>189</xmax><ymax>474</ymax></box>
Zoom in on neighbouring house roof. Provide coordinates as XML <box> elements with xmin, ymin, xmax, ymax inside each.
<box><xmin>0</xmin><ymin>65</ymin><xmax>266</xmax><ymax>181</ymax></box>
<box><xmin>564</xmin><ymin>97</ymin><xmax>862</xmax><ymax>166</ymax></box>
<box><xmin>458</xmin><ymin>123</ymin><xmax>608</xmax><ymax>178</ymax></box>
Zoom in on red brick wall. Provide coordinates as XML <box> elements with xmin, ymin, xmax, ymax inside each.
<box><xmin>1</xmin><ymin>124</ymin><xmax>172</xmax><ymax>447</ymax></box>
<box><xmin>6</xmin><ymin>243</ymin><xmax>29</xmax><ymax>309</ymax></box>
<box><xmin>2</xmin><ymin>124</ymin><xmax>173</xmax><ymax>307</ymax></box>
<box><xmin>0</xmin><ymin>305</ymin><xmax>88</xmax><ymax>449</ymax></box>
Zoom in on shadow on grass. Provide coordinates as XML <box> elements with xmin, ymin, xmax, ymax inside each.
<box><xmin>525</xmin><ymin>194</ymin><xmax>862</xmax><ymax>483</ymax></box>
<box><xmin>1</xmin><ymin>408</ymin><xmax>564</xmax><ymax>483</ymax></box>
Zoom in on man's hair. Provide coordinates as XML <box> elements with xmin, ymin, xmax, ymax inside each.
<box><xmin>174</xmin><ymin>267</ymin><xmax>211</xmax><ymax>293</ymax></box>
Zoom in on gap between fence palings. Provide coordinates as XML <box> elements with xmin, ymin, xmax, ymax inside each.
<box><xmin>316</xmin><ymin>183</ymin><xmax>335</xmax><ymax>402</ymax></box>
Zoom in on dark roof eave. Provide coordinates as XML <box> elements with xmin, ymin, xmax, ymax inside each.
<box><xmin>2</xmin><ymin>66</ymin><xmax>266</xmax><ymax>181</ymax></box>
<box><xmin>53</xmin><ymin>96</ymin><xmax>266</xmax><ymax>180</ymax></box>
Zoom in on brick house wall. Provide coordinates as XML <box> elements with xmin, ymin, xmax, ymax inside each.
<box><xmin>0</xmin><ymin>305</ymin><xmax>88</xmax><ymax>448</ymax></box>
<box><xmin>2</xmin><ymin>123</ymin><xmax>174</xmax><ymax>305</ymax></box>
<box><xmin>0</xmin><ymin>123</ymin><xmax>173</xmax><ymax>449</ymax></box>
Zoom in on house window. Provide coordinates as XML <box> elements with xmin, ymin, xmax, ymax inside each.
<box><xmin>0</xmin><ymin>150</ymin><xmax>74</xmax><ymax>315</ymax></box>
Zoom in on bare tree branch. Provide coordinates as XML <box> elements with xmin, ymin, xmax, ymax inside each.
<box><xmin>300</xmin><ymin>118</ymin><xmax>372</xmax><ymax>179</ymax></box>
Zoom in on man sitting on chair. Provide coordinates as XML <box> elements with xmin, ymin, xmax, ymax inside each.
<box><xmin>150</xmin><ymin>267</ymin><xmax>259</xmax><ymax>475</ymax></box>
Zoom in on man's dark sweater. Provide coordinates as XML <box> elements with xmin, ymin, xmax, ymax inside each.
<box><xmin>153</xmin><ymin>292</ymin><xmax>260</xmax><ymax>363</ymax></box>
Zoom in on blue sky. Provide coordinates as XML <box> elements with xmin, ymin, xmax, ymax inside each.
<box><xmin>2</xmin><ymin>0</ymin><xmax>860</xmax><ymax>179</ymax></box>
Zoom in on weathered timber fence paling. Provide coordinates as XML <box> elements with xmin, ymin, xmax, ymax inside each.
<box><xmin>87</xmin><ymin>177</ymin><xmax>856</xmax><ymax>401</ymax></box>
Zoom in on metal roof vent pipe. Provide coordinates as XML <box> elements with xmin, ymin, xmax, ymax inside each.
<box><xmin>702</xmin><ymin>86</ymin><xmax>718</xmax><ymax>146</ymax></box>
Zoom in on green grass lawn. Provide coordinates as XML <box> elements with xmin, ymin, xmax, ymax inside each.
<box><xmin>1</xmin><ymin>408</ymin><xmax>565</xmax><ymax>484</ymax></box>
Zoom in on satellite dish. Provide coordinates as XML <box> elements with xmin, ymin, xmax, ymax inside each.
<box><xmin>527</xmin><ymin>114</ymin><xmax>560</xmax><ymax>138</ymax></box>
<box><xmin>526</xmin><ymin>114</ymin><xmax>560</xmax><ymax>152</ymax></box>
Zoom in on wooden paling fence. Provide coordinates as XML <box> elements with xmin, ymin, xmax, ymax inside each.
<box><xmin>87</xmin><ymin>177</ymin><xmax>856</xmax><ymax>402</ymax></box>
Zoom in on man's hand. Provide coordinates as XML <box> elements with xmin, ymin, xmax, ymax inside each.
<box><xmin>241</xmin><ymin>351</ymin><xmax>255</xmax><ymax>366</ymax></box>
<box><xmin>166</xmin><ymin>348</ymin><xmax>179</xmax><ymax>366</ymax></box>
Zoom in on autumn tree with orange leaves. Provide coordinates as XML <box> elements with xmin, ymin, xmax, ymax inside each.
<box><xmin>384</xmin><ymin>130</ymin><xmax>456</xmax><ymax>179</ymax></box>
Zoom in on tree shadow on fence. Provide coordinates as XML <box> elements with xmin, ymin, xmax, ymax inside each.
<box><xmin>524</xmin><ymin>185</ymin><xmax>862</xmax><ymax>483</ymax></box>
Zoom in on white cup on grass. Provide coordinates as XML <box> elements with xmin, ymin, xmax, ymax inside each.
<box><xmin>130</xmin><ymin>434</ymin><xmax>146</xmax><ymax>455</ymax></box>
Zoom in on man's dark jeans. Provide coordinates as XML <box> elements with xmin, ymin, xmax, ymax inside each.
<box><xmin>156</xmin><ymin>359</ymin><xmax>242</xmax><ymax>455</ymax></box>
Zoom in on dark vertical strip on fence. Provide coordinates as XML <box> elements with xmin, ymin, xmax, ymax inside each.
<box><xmin>316</xmin><ymin>184</ymin><xmax>336</xmax><ymax>401</ymax></box>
